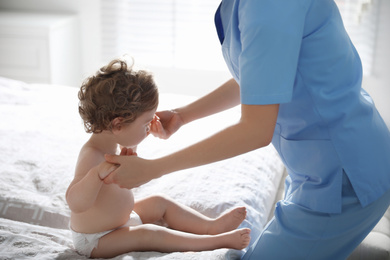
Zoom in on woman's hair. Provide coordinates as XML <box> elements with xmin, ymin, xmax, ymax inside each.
<box><xmin>78</xmin><ymin>58</ymin><xmax>159</xmax><ymax>133</ymax></box>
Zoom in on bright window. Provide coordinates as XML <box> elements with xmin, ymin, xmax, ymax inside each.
<box><xmin>101</xmin><ymin>0</ymin><xmax>378</xmax><ymax>75</ymax></box>
<box><xmin>335</xmin><ymin>0</ymin><xmax>379</xmax><ymax>75</ymax></box>
<box><xmin>101</xmin><ymin>0</ymin><xmax>225</xmax><ymax>71</ymax></box>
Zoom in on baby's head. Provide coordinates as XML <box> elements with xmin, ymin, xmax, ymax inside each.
<box><xmin>78</xmin><ymin>58</ymin><xmax>159</xmax><ymax>134</ymax></box>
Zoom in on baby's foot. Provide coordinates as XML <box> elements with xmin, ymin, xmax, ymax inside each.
<box><xmin>208</xmin><ymin>207</ymin><xmax>247</xmax><ymax>235</ymax></box>
<box><xmin>224</xmin><ymin>228</ymin><xmax>251</xmax><ymax>250</ymax></box>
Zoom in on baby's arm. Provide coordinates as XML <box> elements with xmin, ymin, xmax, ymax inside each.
<box><xmin>66</xmin><ymin>159</ymin><xmax>117</xmax><ymax>213</ymax></box>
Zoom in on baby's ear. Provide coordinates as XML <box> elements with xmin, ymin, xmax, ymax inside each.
<box><xmin>111</xmin><ymin>117</ymin><xmax>123</xmax><ymax>132</ymax></box>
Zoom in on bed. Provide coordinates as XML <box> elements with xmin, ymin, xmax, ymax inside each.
<box><xmin>0</xmin><ymin>76</ymin><xmax>286</xmax><ymax>259</ymax></box>
<box><xmin>1</xmin><ymin>76</ymin><xmax>389</xmax><ymax>260</ymax></box>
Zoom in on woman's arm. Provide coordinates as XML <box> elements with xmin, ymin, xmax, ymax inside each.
<box><xmin>158</xmin><ymin>104</ymin><xmax>278</xmax><ymax>172</ymax></box>
<box><xmin>151</xmin><ymin>78</ymin><xmax>240</xmax><ymax>139</ymax></box>
<box><xmin>105</xmin><ymin>103</ymin><xmax>279</xmax><ymax>188</ymax></box>
<box><xmin>178</xmin><ymin>78</ymin><xmax>241</xmax><ymax>124</ymax></box>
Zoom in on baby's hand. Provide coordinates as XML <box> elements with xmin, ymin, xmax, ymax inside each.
<box><xmin>97</xmin><ymin>161</ymin><xmax>118</xmax><ymax>180</ymax></box>
<box><xmin>120</xmin><ymin>147</ymin><xmax>137</xmax><ymax>156</ymax></box>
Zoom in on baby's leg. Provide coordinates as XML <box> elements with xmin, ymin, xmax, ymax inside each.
<box><xmin>134</xmin><ymin>194</ymin><xmax>246</xmax><ymax>235</ymax></box>
<box><xmin>91</xmin><ymin>224</ymin><xmax>251</xmax><ymax>258</ymax></box>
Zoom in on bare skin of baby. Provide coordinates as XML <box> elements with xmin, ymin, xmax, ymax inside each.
<box><xmin>66</xmin><ymin>110</ymin><xmax>250</xmax><ymax>258</ymax></box>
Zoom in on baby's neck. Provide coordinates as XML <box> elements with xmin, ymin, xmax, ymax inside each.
<box><xmin>89</xmin><ymin>132</ymin><xmax>119</xmax><ymax>155</ymax></box>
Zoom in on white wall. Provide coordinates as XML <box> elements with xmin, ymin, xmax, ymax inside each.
<box><xmin>0</xmin><ymin>0</ymin><xmax>102</xmax><ymax>83</ymax></box>
<box><xmin>148</xmin><ymin>66</ymin><xmax>231</xmax><ymax>97</ymax></box>
<box><xmin>362</xmin><ymin>0</ymin><xmax>390</xmax><ymax>126</ymax></box>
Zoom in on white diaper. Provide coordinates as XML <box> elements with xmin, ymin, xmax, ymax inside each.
<box><xmin>71</xmin><ymin>211</ymin><xmax>143</xmax><ymax>257</ymax></box>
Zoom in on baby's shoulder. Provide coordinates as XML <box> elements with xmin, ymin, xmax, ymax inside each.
<box><xmin>74</xmin><ymin>145</ymin><xmax>104</xmax><ymax>176</ymax></box>
<box><xmin>80</xmin><ymin>143</ymin><xmax>104</xmax><ymax>158</ymax></box>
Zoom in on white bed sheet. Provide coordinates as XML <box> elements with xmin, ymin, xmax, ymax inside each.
<box><xmin>0</xmin><ymin>77</ymin><xmax>285</xmax><ymax>259</ymax></box>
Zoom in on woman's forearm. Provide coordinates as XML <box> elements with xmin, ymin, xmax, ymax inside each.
<box><xmin>177</xmin><ymin>78</ymin><xmax>241</xmax><ymax>124</ymax></box>
<box><xmin>154</xmin><ymin>103</ymin><xmax>279</xmax><ymax>177</ymax></box>
<box><xmin>103</xmin><ymin>96</ymin><xmax>279</xmax><ymax>190</ymax></box>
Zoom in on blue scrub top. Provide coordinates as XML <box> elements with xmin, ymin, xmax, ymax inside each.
<box><xmin>215</xmin><ymin>0</ymin><xmax>390</xmax><ymax>213</ymax></box>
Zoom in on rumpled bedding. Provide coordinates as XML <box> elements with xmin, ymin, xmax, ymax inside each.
<box><xmin>0</xmin><ymin>77</ymin><xmax>285</xmax><ymax>259</ymax></box>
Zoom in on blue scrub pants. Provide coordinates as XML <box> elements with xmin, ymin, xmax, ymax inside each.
<box><xmin>242</xmin><ymin>173</ymin><xmax>390</xmax><ymax>260</ymax></box>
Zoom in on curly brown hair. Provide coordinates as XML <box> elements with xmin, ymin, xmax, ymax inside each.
<box><xmin>78</xmin><ymin>59</ymin><xmax>159</xmax><ymax>133</ymax></box>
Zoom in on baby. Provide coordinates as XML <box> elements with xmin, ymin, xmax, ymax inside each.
<box><xmin>66</xmin><ymin>58</ymin><xmax>251</xmax><ymax>258</ymax></box>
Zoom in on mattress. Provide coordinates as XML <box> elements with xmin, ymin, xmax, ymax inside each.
<box><xmin>0</xmin><ymin>76</ymin><xmax>285</xmax><ymax>259</ymax></box>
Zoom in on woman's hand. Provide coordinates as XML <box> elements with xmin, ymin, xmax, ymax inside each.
<box><xmin>150</xmin><ymin>79</ymin><xmax>240</xmax><ymax>140</ymax></box>
<box><xmin>103</xmin><ymin>154</ymin><xmax>159</xmax><ymax>189</ymax></box>
<box><xmin>97</xmin><ymin>161</ymin><xmax>119</xmax><ymax>180</ymax></box>
<box><xmin>98</xmin><ymin>145</ymin><xmax>137</xmax><ymax>180</ymax></box>
<box><xmin>150</xmin><ymin>110</ymin><xmax>184</xmax><ymax>139</ymax></box>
